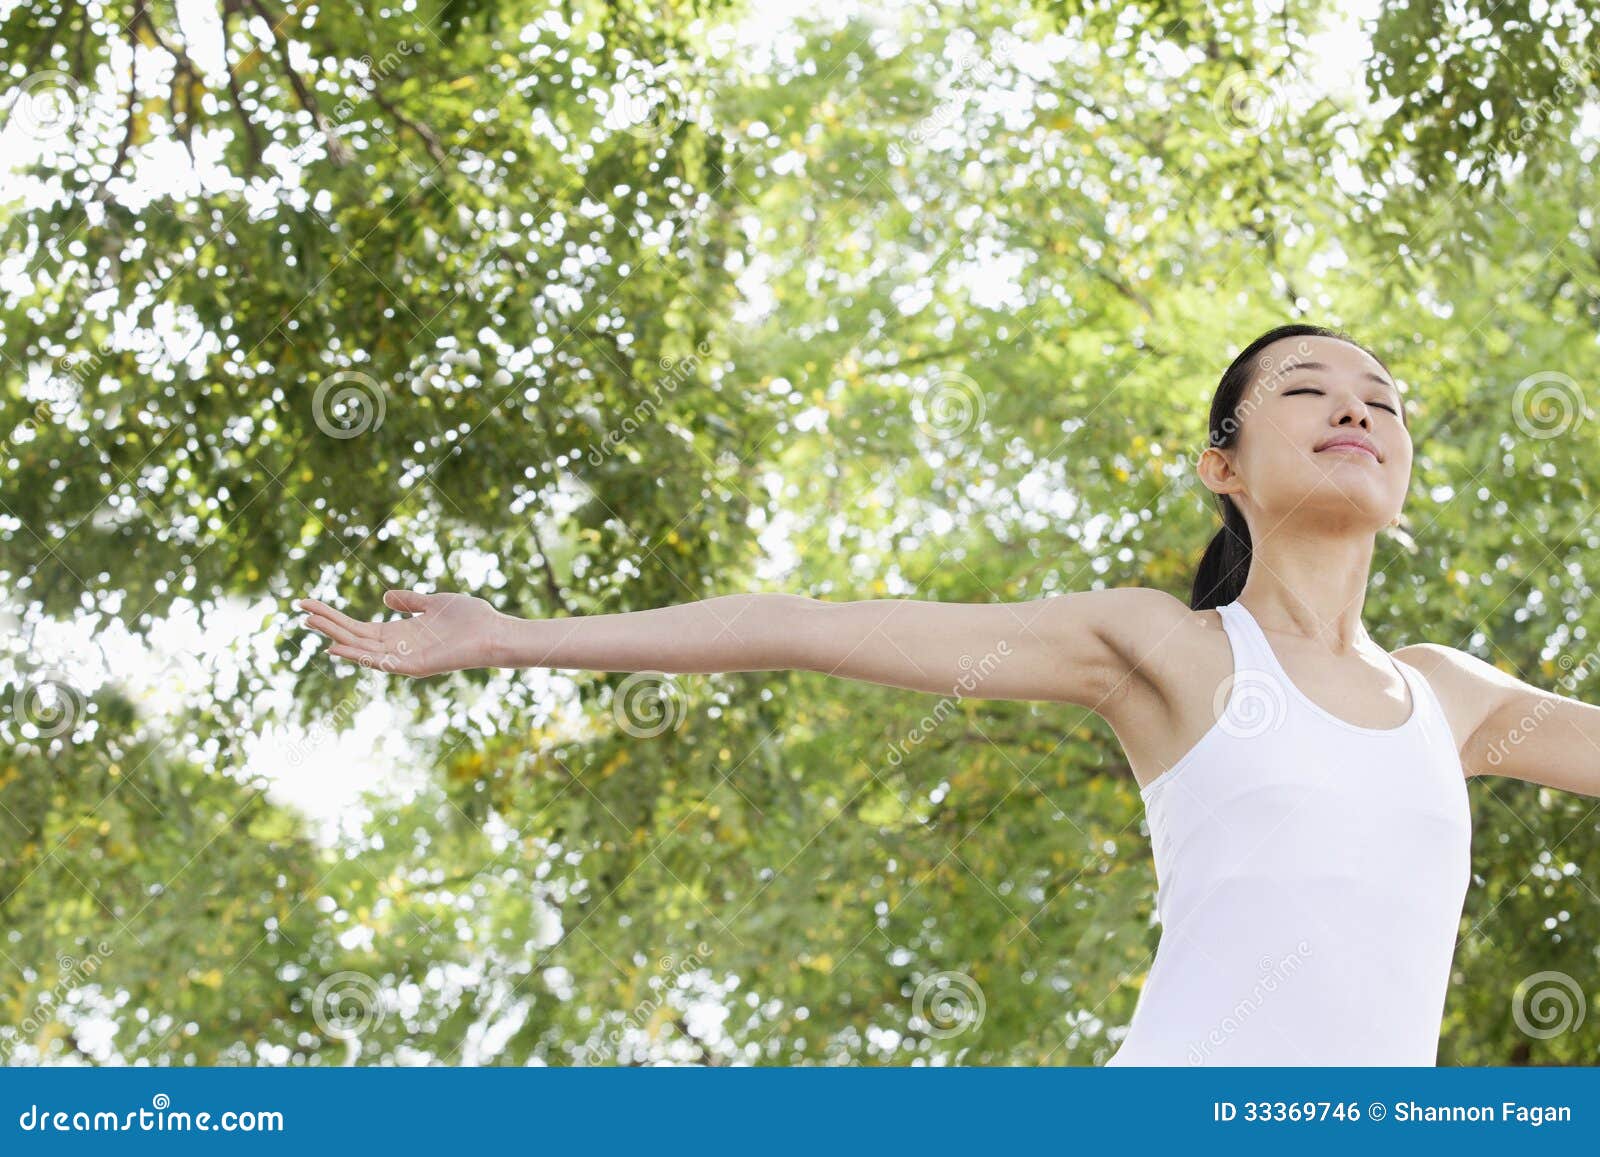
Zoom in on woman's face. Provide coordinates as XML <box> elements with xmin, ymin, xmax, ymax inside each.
<box><xmin>1206</xmin><ymin>334</ymin><xmax>1413</xmax><ymax>534</ymax></box>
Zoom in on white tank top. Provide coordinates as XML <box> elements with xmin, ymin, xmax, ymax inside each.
<box><xmin>1104</xmin><ymin>598</ymin><xmax>1473</xmax><ymax>1066</ymax></box>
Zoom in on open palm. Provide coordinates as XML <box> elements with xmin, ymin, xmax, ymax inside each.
<box><xmin>295</xmin><ymin>590</ymin><xmax>504</xmax><ymax>677</ymax></box>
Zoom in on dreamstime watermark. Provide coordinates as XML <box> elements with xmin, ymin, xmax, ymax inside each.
<box><xmin>581</xmin><ymin>942</ymin><xmax>713</xmax><ymax>1063</ymax></box>
<box><xmin>16</xmin><ymin>1093</ymin><xmax>284</xmax><ymax>1133</ymax></box>
<box><xmin>885</xmin><ymin>641</ymin><xmax>1013</xmax><ymax>768</ymax></box>
<box><xmin>584</xmin><ymin>339</ymin><xmax>715</xmax><ymax>466</ymax></box>
<box><xmin>330</xmin><ymin>41</ymin><xmax>423</xmax><ymax>125</ymax></box>
<box><xmin>1211</xmin><ymin>68</ymin><xmax>1295</xmax><ymax>137</ymax></box>
<box><xmin>56</xmin><ymin>347</ymin><xmax>103</xmax><ymax>387</ymax></box>
<box><xmin>0</xmin><ymin>398</ymin><xmax>64</xmax><ymax>456</ymax></box>
<box><xmin>612</xmin><ymin>671</ymin><xmax>688</xmax><ymax>738</ymax></box>
<box><xmin>1510</xmin><ymin>970</ymin><xmax>1586</xmax><ymax>1039</ymax></box>
<box><xmin>912</xmin><ymin>370</ymin><xmax>987</xmax><ymax>442</ymax></box>
<box><xmin>311</xmin><ymin>370</ymin><xmax>386</xmax><ymax>438</ymax></box>
<box><xmin>1480</xmin><ymin>643</ymin><xmax>1600</xmax><ymax>769</ymax></box>
<box><xmin>310</xmin><ymin>970</ymin><xmax>385</xmax><ymax>1063</ymax></box>
<box><xmin>910</xmin><ymin>970</ymin><xmax>985</xmax><ymax>1039</ymax></box>
<box><xmin>0</xmin><ymin>943</ymin><xmax>114</xmax><ymax>1064</ymax></box>
<box><xmin>598</xmin><ymin>60</ymin><xmax>688</xmax><ymax>143</ymax></box>
<box><xmin>274</xmin><ymin>40</ymin><xmax>426</xmax><ymax>167</ymax></box>
<box><xmin>1</xmin><ymin>70</ymin><xmax>87</xmax><ymax>143</ymax></box>
<box><xmin>343</xmin><ymin>639</ymin><xmax>416</xmax><ymax>677</ymax></box>
<box><xmin>1212</xmin><ymin>667</ymin><xmax>1292</xmax><ymax>741</ymax></box>
<box><xmin>1179</xmin><ymin>338</ymin><xmax>1320</xmax><ymax>498</ymax></box>
<box><xmin>283</xmin><ymin>694</ymin><xmax>363</xmax><ymax>767</ymax></box>
<box><xmin>0</xmin><ymin>344</ymin><xmax>113</xmax><ymax>455</ymax></box>
<box><xmin>1191</xmin><ymin>338</ymin><xmax>1317</xmax><ymax>463</ymax></box>
<box><xmin>10</xmin><ymin>670</ymin><xmax>86</xmax><ymax>742</ymax></box>
<box><xmin>1186</xmin><ymin>939</ymin><xmax>1313</xmax><ymax>1064</ymax></box>
<box><xmin>1509</xmin><ymin>43</ymin><xmax>1600</xmax><ymax>149</ymax></box>
<box><xmin>1510</xmin><ymin>370</ymin><xmax>1586</xmax><ymax>440</ymax></box>
<box><xmin>902</xmin><ymin>41</ymin><xmax>1017</xmax><ymax>151</ymax></box>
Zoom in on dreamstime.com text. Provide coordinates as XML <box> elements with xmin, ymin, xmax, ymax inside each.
<box><xmin>16</xmin><ymin>1093</ymin><xmax>284</xmax><ymax>1134</ymax></box>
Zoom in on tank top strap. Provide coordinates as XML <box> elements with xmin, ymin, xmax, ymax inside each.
<box><xmin>1390</xmin><ymin>655</ymin><xmax>1456</xmax><ymax>749</ymax></box>
<box><xmin>1213</xmin><ymin>600</ymin><xmax>1282</xmax><ymax>679</ymax></box>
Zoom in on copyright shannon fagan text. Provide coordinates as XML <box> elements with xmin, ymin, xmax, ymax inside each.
<box><xmin>1213</xmin><ymin>1101</ymin><xmax>1573</xmax><ymax>1126</ymax></box>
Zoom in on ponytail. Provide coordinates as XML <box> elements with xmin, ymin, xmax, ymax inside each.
<box><xmin>1189</xmin><ymin>494</ymin><xmax>1253</xmax><ymax>611</ymax></box>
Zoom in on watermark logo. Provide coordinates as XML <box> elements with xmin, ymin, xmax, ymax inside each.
<box><xmin>1511</xmin><ymin>970</ymin><xmax>1585</xmax><ymax>1039</ymax></box>
<box><xmin>2</xmin><ymin>70</ymin><xmax>87</xmax><ymax>142</ymax></box>
<box><xmin>912</xmin><ymin>370</ymin><xmax>986</xmax><ymax>442</ymax></box>
<box><xmin>885</xmin><ymin>642</ymin><xmax>1013</xmax><ymax>767</ymax></box>
<box><xmin>612</xmin><ymin>671</ymin><xmax>687</xmax><ymax>738</ymax></box>
<box><xmin>312</xmin><ymin>370</ymin><xmax>386</xmax><ymax>439</ymax></box>
<box><xmin>11</xmin><ymin>671</ymin><xmax>85</xmax><ymax>741</ymax></box>
<box><xmin>910</xmin><ymin>970</ymin><xmax>985</xmax><ymax>1039</ymax></box>
<box><xmin>583</xmin><ymin>339</ymin><xmax>714</xmax><ymax>466</ymax></box>
<box><xmin>1186</xmin><ymin>940</ymin><xmax>1313</xmax><ymax>1064</ymax></box>
<box><xmin>1511</xmin><ymin>371</ymin><xmax>1585</xmax><ymax>440</ymax></box>
<box><xmin>1214</xmin><ymin>667</ymin><xmax>1291</xmax><ymax>741</ymax></box>
<box><xmin>1212</xmin><ymin>69</ymin><xmax>1288</xmax><ymax>136</ymax></box>
<box><xmin>312</xmin><ymin>970</ymin><xmax>386</xmax><ymax>1045</ymax></box>
<box><xmin>0</xmin><ymin>942</ymin><xmax>114</xmax><ymax>1064</ymax></box>
<box><xmin>580</xmin><ymin>942</ymin><xmax>713</xmax><ymax>1063</ymax></box>
<box><xmin>600</xmin><ymin>64</ymin><xmax>687</xmax><ymax>144</ymax></box>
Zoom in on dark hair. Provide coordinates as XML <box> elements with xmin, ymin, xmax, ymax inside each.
<box><xmin>1188</xmin><ymin>323</ymin><xmax>1397</xmax><ymax>610</ymax></box>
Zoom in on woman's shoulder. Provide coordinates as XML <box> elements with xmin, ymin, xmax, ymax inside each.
<box><xmin>1089</xmin><ymin>587</ymin><xmax>1221</xmax><ymax>649</ymax></box>
<box><xmin>1391</xmin><ymin>640</ymin><xmax>1525</xmax><ymax>769</ymax></box>
<box><xmin>1074</xmin><ymin>589</ymin><xmax>1234</xmax><ymax>783</ymax></box>
<box><xmin>1050</xmin><ymin>586</ymin><xmax>1217</xmax><ymax>660</ymax></box>
<box><xmin>1072</xmin><ymin>587</ymin><xmax>1226</xmax><ymax>716</ymax></box>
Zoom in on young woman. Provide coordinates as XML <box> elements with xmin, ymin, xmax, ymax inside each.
<box><xmin>295</xmin><ymin>323</ymin><xmax>1600</xmax><ymax>1065</ymax></box>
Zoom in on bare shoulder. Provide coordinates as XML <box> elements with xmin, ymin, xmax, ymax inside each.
<box><xmin>1392</xmin><ymin>641</ymin><xmax>1522</xmax><ymax>775</ymax></box>
<box><xmin>1391</xmin><ymin>640</ymin><xmax>1520</xmax><ymax>693</ymax></box>
<box><xmin>1038</xmin><ymin>587</ymin><xmax>1199</xmax><ymax>667</ymax></box>
<box><xmin>1082</xmin><ymin>587</ymin><xmax>1209</xmax><ymax>665</ymax></box>
<box><xmin>1048</xmin><ymin>590</ymin><xmax>1230</xmax><ymax>787</ymax></box>
<box><xmin>1036</xmin><ymin>587</ymin><xmax>1219</xmax><ymax>728</ymax></box>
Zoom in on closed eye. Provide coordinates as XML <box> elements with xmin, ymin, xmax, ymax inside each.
<box><xmin>1283</xmin><ymin>385</ymin><xmax>1399</xmax><ymax>415</ymax></box>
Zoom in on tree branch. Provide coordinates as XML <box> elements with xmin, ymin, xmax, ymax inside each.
<box><xmin>369</xmin><ymin>88</ymin><xmax>447</xmax><ymax>166</ymax></box>
<box><xmin>113</xmin><ymin>12</ymin><xmax>139</xmax><ymax>177</ymax></box>
<box><xmin>527</xmin><ymin>521</ymin><xmax>576</xmax><ymax>617</ymax></box>
<box><xmin>221</xmin><ymin>7</ymin><xmax>264</xmax><ymax>175</ymax></box>
<box><xmin>245</xmin><ymin>0</ymin><xmax>351</xmax><ymax>165</ymax></box>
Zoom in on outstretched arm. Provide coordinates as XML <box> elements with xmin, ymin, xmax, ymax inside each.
<box><xmin>1399</xmin><ymin>642</ymin><xmax>1600</xmax><ymax>797</ymax></box>
<box><xmin>295</xmin><ymin>587</ymin><xmax>1161</xmax><ymax>708</ymax></box>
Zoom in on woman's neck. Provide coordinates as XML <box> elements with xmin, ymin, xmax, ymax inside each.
<box><xmin>1237</xmin><ymin>532</ymin><xmax>1378</xmax><ymax>653</ymax></box>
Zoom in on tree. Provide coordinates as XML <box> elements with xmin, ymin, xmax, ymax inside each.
<box><xmin>3</xmin><ymin>0</ymin><xmax>1597</xmax><ymax>1064</ymax></box>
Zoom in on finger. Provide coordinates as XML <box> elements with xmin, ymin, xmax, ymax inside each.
<box><xmin>328</xmin><ymin>643</ymin><xmax>387</xmax><ymax>667</ymax></box>
<box><xmin>298</xmin><ymin>598</ymin><xmax>382</xmax><ymax>639</ymax></box>
<box><xmin>383</xmin><ymin>589</ymin><xmax>434</xmax><ymax>614</ymax></box>
<box><xmin>303</xmin><ymin>614</ymin><xmax>365</xmax><ymax>647</ymax></box>
<box><xmin>329</xmin><ymin>643</ymin><xmax>413</xmax><ymax>677</ymax></box>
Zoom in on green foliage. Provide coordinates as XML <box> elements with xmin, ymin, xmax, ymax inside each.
<box><xmin>2</xmin><ymin>0</ymin><xmax>1598</xmax><ymax>1065</ymax></box>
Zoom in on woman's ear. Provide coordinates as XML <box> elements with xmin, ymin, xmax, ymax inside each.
<box><xmin>1195</xmin><ymin>445</ymin><xmax>1242</xmax><ymax>498</ymax></box>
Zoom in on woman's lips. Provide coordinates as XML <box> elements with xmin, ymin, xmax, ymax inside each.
<box><xmin>1316</xmin><ymin>443</ymin><xmax>1379</xmax><ymax>461</ymax></box>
